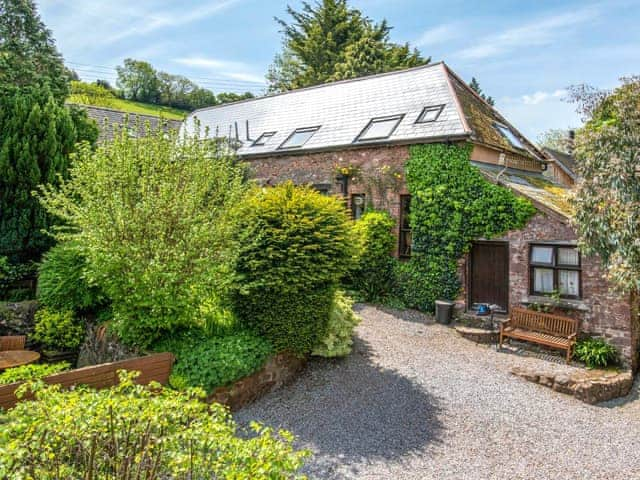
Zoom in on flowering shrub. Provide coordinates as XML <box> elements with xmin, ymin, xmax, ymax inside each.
<box><xmin>312</xmin><ymin>290</ymin><xmax>361</xmax><ymax>357</ymax></box>
<box><xmin>0</xmin><ymin>371</ymin><xmax>309</xmax><ymax>479</ymax></box>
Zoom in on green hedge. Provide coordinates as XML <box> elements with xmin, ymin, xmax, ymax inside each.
<box><xmin>154</xmin><ymin>330</ymin><xmax>273</xmax><ymax>393</ymax></box>
<box><xmin>231</xmin><ymin>182</ymin><xmax>354</xmax><ymax>354</ymax></box>
<box><xmin>348</xmin><ymin>211</ymin><xmax>396</xmax><ymax>301</ymax></box>
<box><xmin>401</xmin><ymin>143</ymin><xmax>536</xmax><ymax>311</ymax></box>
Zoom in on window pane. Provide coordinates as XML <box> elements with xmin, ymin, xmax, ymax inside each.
<box><xmin>531</xmin><ymin>246</ymin><xmax>553</xmax><ymax>264</ymax></box>
<box><xmin>358</xmin><ymin>116</ymin><xmax>402</xmax><ymax>141</ymax></box>
<box><xmin>399</xmin><ymin>230</ymin><xmax>412</xmax><ymax>257</ymax></box>
<box><xmin>558</xmin><ymin>247</ymin><xmax>579</xmax><ymax>266</ymax></box>
<box><xmin>417</xmin><ymin>105</ymin><xmax>444</xmax><ymax>123</ymax></box>
<box><xmin>280</xmin><ymin>127</ymin><xmax>318</xmax><ymax>148</ymax></box>
<box><xmin>495</xmin><ymin>124</ymin><xmax>526</xmax><ymax>149</ymax></box>
<box><xmin>559</xmin><ymin>270</ymin><xmax>579</xmax><ymax>296</ymax></box>
<box><xmin>534</xmin><ymin>268</ymin><xmax>554</xmax><ymax>293</ymax></box>
<box><xmin>400</xmin><ymin>195</ymin><xmax>411</xmax><ymax>229</ymax></box>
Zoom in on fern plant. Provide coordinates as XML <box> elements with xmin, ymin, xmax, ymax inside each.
<box><xmin>574</xmin><ymin>337</ymin><xmax>618</xmax><ymax>369</ymax></box>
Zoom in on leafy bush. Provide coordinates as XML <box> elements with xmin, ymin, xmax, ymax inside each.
<box><xmin>400</xmin><ymin>143</ymin><xmax>536</xmax><ymax>311</ymax></box>
<box><xmin>38</xmin><ymin>125</ymin><xmax>248</xmax><ymax>347</ymax></box>
<box><xmin>312</xmin><ymin>291</ymin><xmax>361</xmax><ymax>357</ymax></box>
<box><xmin>37</xmin><ymin>241</ymin><xmax>105</xmax><ymax>312</ymax></box>
<box><xmin>69</xmin><ymin>80</ymin><xmax>117</xmax><ymax>107</ymax></box>
<box><xmin>0</xmin><ymin>257</ymin><xmax>37</xmax><ymax>301</ymax></box>
<box><xmin>32</xmin><ymin>308</ymin><xmax>85</xmax><ymax>351</ymax></box>
<box><xmin>232</xmin><ymin>182</ymin><xmax>354</xmax><ymax>353</ymax></box>
<box><xmin>0</xmin><ymin>371</ymin><xmax>309</xmax><ymax>479</ymax></box>
<box><xmin>574</xmin><ymin>337</ymin><xmax>619</xmax><ymax>368</ymax></box>
<box><xmin>155</xmin><ymin>330</ymin><xmax>273</xmax><ymax>393</ymax></box>
<box><xmin>348</xmin><ymin>211</ymin><xmax>396</xmax><ymax>301</ymax></box>
<box><xmin>0</xmin><ymin>362</ymin><xmax>70</xmax><ymax>385</ymax></box>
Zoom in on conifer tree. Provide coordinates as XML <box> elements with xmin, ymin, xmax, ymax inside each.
<box><xmin>469</xmin><ymin>77</ymin><xmax>495</xmax><ymax>106</ymax></box>
<box><xmin>268</xmin><ymin>0</ymin><xmax>428</xmax><ymax>91</ymax></box>
<box><xmin>0</xmin><ymin>0</ymin><xmax>70</xmax><ymax>100</ymax></box>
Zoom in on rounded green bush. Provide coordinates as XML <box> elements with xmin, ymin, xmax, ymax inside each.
<box><xmin>37</xmin><ymin>241</ymin><xmax>105</xmax><ymax>312</ymax></box>
<box><xmin>348</xmin><ymin>210</ymin><xmax>396</xmax><ymax>301</ymax></box>
<box><xmin>574</xmin><ymin>337</ymin><xmax>619</xmax><ymax>368</ymax></box>
<box><xmin>232</xmin><ymin>182</ymin><xmax>354</xmax><ymax>353</ymax></box>
<box><xmin>0</xmin><ymin>372</ymin><xmax>309</xmax><ymax>478</ymax></box>
<box><xmin>32</xmin><ymin>307</ymin><xmax>85</xmax><ymax>351</ymax></box>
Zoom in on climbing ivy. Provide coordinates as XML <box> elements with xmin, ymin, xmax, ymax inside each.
<box><xmin>396</xmin><ymin>143</ymin><xmax>536</xmax><ymax>312</ymax></box>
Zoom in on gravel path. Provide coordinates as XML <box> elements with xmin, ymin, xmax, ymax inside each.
<box><xmin>236</xmin><ymin>304</ymin><xmax>640</xmax><ymax>479</ymax></box>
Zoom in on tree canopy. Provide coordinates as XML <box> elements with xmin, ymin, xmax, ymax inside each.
<box><xmin>267</xmin><ymin>0</ymin><xmax>428</xmax><ymax>92</ymax></box>
<box><xmin>537</xmin><ymin>128</ymin><xmax>573</xmax><ymax>154</ymax></box>
<box><xmin>469</xmin><ymin>77</ymin><xmax>495</xmax><ymax>106</ymax></box>
<box><xmin>570</xmin><ymin>76</ymin><xmax>640</xmax><ymax>292</ymax></box>
<box><xmin>0</xmin><ymin>0</ymin><xmax>71</xmax><ymax>100</ymax></box>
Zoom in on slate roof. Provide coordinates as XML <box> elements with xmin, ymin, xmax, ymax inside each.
<box><xmin>183</xmin><ymin>62</ymin><xmax>543</xmax><ymax>161</ymax></box>
<box><xmin>474</xmin><ymin>161</ymin><xmax>573</xmax><ymax>220</ymax></box>
<box><xmin>72</xmin><ymin>105</ymin><xmax>183</xmax><ymax>142</ymax></box>
<box><xmin>543</xmin><ymin>147</ymin><xmax>578</xmax><ymax>180</ymax></box>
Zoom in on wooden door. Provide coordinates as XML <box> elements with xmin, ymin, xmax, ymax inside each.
<box><xmin>469</xmin><ymin>242</ymin><xmax>509</xmax><ymax>312</ymax></box>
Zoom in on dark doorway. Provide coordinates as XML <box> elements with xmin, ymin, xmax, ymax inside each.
<box><xmin>469</xmin><ymin>241</ymin><xmax>509</xmax><ymax>312</ymax></box>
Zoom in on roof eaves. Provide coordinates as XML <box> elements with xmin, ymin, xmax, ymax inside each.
<box><xmin>543</xmin><ymin>148</ymin><xmax>578</xmax><ymax>180</ymax></box>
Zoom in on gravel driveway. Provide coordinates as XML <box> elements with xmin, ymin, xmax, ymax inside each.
<box><xmin>236</xmin><ymin>305</ymin><xmax>640</xmax><ymax>479</ymax></box>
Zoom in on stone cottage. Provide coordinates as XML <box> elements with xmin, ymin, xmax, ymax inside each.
<box><xmin>183</xmin><ymin>62</ymin><xmax>638</xmax><ymax>369</ymax></box>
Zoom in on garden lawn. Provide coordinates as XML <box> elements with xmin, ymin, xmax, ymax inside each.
<box><xmin>68</xmin><ymin>95</ymin><xmax>188</xmax><ymax>120</ymax></box>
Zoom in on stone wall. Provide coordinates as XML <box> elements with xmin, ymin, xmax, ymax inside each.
<box><xmin>460</xmin><ymin>212</ymin><xmax>639</xmax><ymax>370</ymax></box>
<box><xmin>0</xmin><ymin>301</ymin><xmax>38</xmax><ymax>339</ymax></box>
<box><xmin>207</xmin><ymin>352</ymin><xmax>306</xmax><ymax>411</ymax></box>
<box><xmin>248</xmin><ymin>145</ymin><xmax>410</xmax><ymax>255</ymax></box>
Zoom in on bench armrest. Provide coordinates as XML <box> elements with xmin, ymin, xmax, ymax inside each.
<box><xmin>568</xmin><ymin>333</ymin><xmax>577</xmax><ymax>341</ymax></box>
<box><xmin>500</xmin><ymin>320</ymin><xmax>511</xmax><ymax>331</ymax></box>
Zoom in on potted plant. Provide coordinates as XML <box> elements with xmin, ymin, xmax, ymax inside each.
<box><xmin>32</xmin><ymin>308</ymin><xmax>85</xmax><ymax>365</ymax></box>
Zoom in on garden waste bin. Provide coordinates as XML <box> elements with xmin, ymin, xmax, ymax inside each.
<box><xmin>435</xmin><ymin>300</ymin><xmax>454</xmax><ymax>324</ymax></box>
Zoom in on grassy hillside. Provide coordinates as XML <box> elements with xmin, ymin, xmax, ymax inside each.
<box><xmin>68</xmin><ymin>94</ymin><xmax>188</xmax><ymax>121</ymax></box>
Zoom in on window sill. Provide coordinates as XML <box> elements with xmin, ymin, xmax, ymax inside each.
<box><xmin>522</xmin><ymin>295</ymin><xmax>589</xmax><ymax>312</ymax></box>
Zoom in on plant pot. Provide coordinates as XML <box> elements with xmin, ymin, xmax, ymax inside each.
<box><xmin>40</xmin><ymin>350</ymin><xmax>78</xmax><ymax>367</ymax></box>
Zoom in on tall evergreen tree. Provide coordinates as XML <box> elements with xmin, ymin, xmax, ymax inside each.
<box><xmin>0</xmin><ymin>89</ymin><xmax>84</xmax><ymax>261</ymax></box>
<box><xmin>0</xmin><ymin>0</ymin><xmax>70</xmax><ymax>100</ymax></box>
<box><xmin>268</xmin><ymin>0</ymin><xmax>428</xmax><ymax>91</ymax></box>
<box><xmin>469</xmin><ymin>77</ymin><xmax>495</xmax><ymax>106</ymax></box>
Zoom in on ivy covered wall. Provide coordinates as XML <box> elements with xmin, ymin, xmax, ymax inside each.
<box><xmin>395</xmin><ymin>143</ymin><xmax>536</xmax><ymax>312</ymax></box>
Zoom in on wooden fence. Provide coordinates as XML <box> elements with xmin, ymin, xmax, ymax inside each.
<box><xmin>0</xmin><ymin>352</ymin><xmax>174</xmax><ymax>410</ymax></box>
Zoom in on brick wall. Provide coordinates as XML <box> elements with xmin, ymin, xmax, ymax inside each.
<box><xmin>461</xmin><ymin>213</ymin><xmax>639</xmax><ymax>369</ymax></box>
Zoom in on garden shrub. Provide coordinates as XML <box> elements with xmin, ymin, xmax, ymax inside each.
<box><xmin>231</xmin><ymin>182</ymin><xmax>354</xmax><ymax>354</ymax></box>
<box><xmin>401</xmin><ymin>143</ymin><xmax>536</xmax><ymax>311</ymax></box>
<box><xmin>348</xmin><ymin>210</ymin><xmax>396</xmax><ymax>301</ymax></box>
<box><xmin>0</xmin><ymin>362</ymin><xmax>70</xmax><ymax>385</ymax></box>
<box><xmin>574</xmin><ymin>337</ymin><xmax>619</xmax><ymax>368</ymax></box>
<box><xmin>37</xmin><ymin>241</ymin><xmax>105</xmax><ymax>312</ymax></box>
<box><xmin>154</xmin><ymin>330</ymin><xmax>273</xmax><ymax>393</ymax></box>
<box><xmin>37</xmin><ymin>125</ymin><xmax>248</xmax><ymax>347</ymax></box>
<box><xmin>312</xmin><ymin>290</ymin><xmax>361</xmax><ymax>357</ymax></box>
<box><xmin>0</xmin><ymin>371</ymin><xmax>309</xmax><ymax>479</ymax></box>
<box><xmin>0</xmin><ymin>257</ymin><xmax>37</xmax><ymax>301</ymax></box>
<box><xmin>32</xmin><ymin>308</ymin><xmax>85</xmax><ymax>351</ymax></box>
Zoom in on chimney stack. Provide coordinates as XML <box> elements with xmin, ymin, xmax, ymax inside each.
<box><xmin>567</xmin><ymin>130</ymin><xmax>575</xmax><ymax>155</ymax></box>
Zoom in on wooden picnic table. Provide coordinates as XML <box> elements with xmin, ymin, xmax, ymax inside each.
<box><xmin>0</xmin><ymin>350</ymin><xmax>40</xmax><ymax>370</ymax></box>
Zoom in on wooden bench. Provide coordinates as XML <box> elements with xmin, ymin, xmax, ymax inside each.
<box><xmin>499</xmin><ymin>307</ymin><xmax>578</xmax><ymax>363</ymax></box>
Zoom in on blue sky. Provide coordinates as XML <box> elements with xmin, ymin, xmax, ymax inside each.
<box><xmin>38</xmin><ymin>0</ymin><xmax>639</xmax><ymax>140</ymax></box>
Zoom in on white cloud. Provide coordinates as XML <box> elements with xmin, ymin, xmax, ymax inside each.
<box><xmin>415</xmin><ymin>23</ymin><xmax>460</xmax><ymax>47</ymax></box>
<box><xmin>455</xmin><ymin>6</ymin><xmax>600</xmax><ymax>60</ymax></box>
<box><xmin>174</xmin><ymin>56</ymin><xmax>265</xmax><ymax>84</ymax></box>
<box><xmin>521</xmin><ymin>89</ymin><xmax>566</xmax><ymax>105</ymax></box>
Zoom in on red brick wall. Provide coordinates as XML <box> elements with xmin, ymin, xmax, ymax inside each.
<box><xmin>461</xmin><ymin>213</ymin><xmax>638</xmax><ymax>369</ymax></box>
<box><xmin>248</xmin><ymin>145</ymin><xmax>411</xmax><ymax>255</ymax></box>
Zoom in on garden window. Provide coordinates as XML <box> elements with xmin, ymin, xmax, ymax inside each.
<box><xmin>529</xmin><ymin>244</ymin><xmax>581</xmax><ymax>299</ymax></box>
<box><xmin>351</xmin><ymin>194</ymin><xmax>365</xmax><ymax>220</ymax></box>
<box><xmin>278</xmin><ymin>126</ymin><xmax>320</xmax><ymax>149</ymax></box>
<box><xmin>399</xmin><ymin>195</ymin><xmax>412</xmax><ymax>258</ymax></box>
<box><xmin>416</xmin><ymin>105</ymin><xmax>445</xmax><ymax>123</ymax></box>
<box><xmin>355</xmin><ymin>115</ymin><xmax>403</xmax><ymax>142</ymax></box>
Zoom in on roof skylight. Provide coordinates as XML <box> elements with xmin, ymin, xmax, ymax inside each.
<box><xmin>252</xmin><ymin>131</ymin><xmax>276</xmax><ymax>147</ymax></box>
<box><xmin>495</xmin><ymin>123</ymin><xmax>527</xmax><ymax>150</ymax></box>
<box><xmin>355</xmin><ymin>115</ymin><xmax>404</xmax><ymax>142</ymax></box>
<box><xmin>416</xmin><ymin>105</ymin><xmax>444</xmax><ymax>123</ymax></box>
<box><xmin>278</xmin><ymin>126</ymin><xmax>320</xmax><ymax>149</ymax></box>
